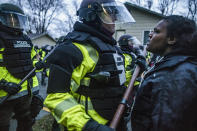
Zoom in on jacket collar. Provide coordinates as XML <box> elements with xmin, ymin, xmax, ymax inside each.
<box><xmin>155</xmin><ymin>55</ymin><xmax>190</xmax><ymax>70</ymax></box>
<box><xmin>144</xmin><ymin>54</ymin><xmax>196</xmax><ymax>78</ymax></box>
<box><xmin>73</xmin><ymin>21</ymin><xmax>117</xmax><ymax>45</ymax></box>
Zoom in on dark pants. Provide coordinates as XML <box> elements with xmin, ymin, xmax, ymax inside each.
<box><xmin>0</xmin><ymin>95</ymin><xmax>33</xmax><ymax>131</ymax></box>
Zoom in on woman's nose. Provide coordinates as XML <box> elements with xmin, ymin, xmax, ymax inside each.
<box><xmin>149</xmin><ymin>33</ymin><xmax>152</xmax><ymax>39</ymax></box>
<box><xmin>149</xmin><ymin>30</ymin><xmax>153</xmax><ymax>39</ymax></box>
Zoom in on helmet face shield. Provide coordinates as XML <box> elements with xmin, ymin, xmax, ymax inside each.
<box><xmin>0</xmin><ymin>11</ymin><xmax>28</xmax><ymax>30</ymax></box>
<box><xmin>128</xmin><ymin>36</ymin><xmax>142</xmax><ymax>49</ymax></box>
<box><xmin>99</xmin><ymin>2</ymin><xmax>135</xmax><ymax>24</ymax></box>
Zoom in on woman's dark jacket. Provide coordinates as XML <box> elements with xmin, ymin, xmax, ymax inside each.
<box><xmin>131</xmin><ymin>53</ymin><xmax>197</xmax><ymax>131</ymax></box>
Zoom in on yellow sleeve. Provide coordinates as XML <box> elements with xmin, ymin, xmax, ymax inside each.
<box><xmin>44</xmin><ymin>43</ymin><xmax>99</xmax><ymax>130</ymax></box>
<box><xmin>44</xmin><ymin>93</ymin><xmax>90</xmax><ymax>130</ymax></box>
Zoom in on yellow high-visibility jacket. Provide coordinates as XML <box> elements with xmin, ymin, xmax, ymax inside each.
<box><xmin>44</xmin><ymin>23</ymin><xmax>136</xmax><ymax>130</ymax></box>
<box><xmin>0</xmin><ymin>47</ymin><xmax>39</xmax><ymax>101</ymax></box>
<box><xmin>44</xmin><ymin>42</ymin><xmax>136</xmax><ymax>130</ymax></box>
<box><xmin>123</xmin><ymin>53</ymin><xmax>140</xmax><ymax>86</ymax></box>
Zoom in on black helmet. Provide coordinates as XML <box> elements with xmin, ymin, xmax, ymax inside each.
<box><xmin>77</xmin><ymin>0</ymin><xmax>135</xmax><ymax>24</ymax></box>
<box><xmin>118</xmin><ymin>34</ymin><xmax>133</xmax><ymax>46</ymax></box>
<box><xmin>0</xmin><ymin>3</ymin><xmax>28</xmax><ymax>30</ymax></box>
<box><xmin>118</xmin><ymin>34</ymin><xmax>141</xmax><ymax>47</ymax></box>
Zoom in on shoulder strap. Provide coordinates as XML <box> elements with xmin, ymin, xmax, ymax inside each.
<box><xmin>64</xmin><ymin>31</ymin><xmax>90</xmax><ymax>43</ymax></box>
<box><xmin>89</xmin><ymin>36</ymin><xmax>117</xmax><ymax>53</ymax></box>
<box><xmin>64</xmin><ymin>31</ymin><xmax>117</xmax><ymax>53</ymax></box>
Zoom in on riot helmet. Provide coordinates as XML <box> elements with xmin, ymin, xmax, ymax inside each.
<box><xmin>0</xmin><ymin>3</ymin><xmax>28</xmax><ymax>31</ymax></box>
<box><xmin>77</xmin><ymin>0</ymin><xmax>135</xmax><ymax>24</ymax></box>
<box><xmin>34</xmin><ymin>45</ymin><xmax>39</xmax><ymax>50</ymax></box>
<box><xmin>118</xmin><ymin>34</ymin><xmax>141</xmax><ymax>49</ymax></box>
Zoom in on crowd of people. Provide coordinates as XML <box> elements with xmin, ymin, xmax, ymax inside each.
<box><xmin>0</xmin><ymin>0</ymin><xmax>197</xmax><ymax>131</ymax></box>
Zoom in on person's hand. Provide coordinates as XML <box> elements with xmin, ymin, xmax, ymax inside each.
<box><xmin>136</xmin><ymin>55</ymin><xmax>147</xmax><ymax>72</ymax></box>
<box><xmin>35</xmin><ymin>61</ymin><xmax>46</xmax><ymax>70</ymax></box>
<box><xmin>83</xmin><ymin>119</ymin><xmax>115</xmax><ymax>131</ymax></box>
<box><xmin>133</xmin><ymin>45</ymin><xmax>143</xmax><ymax>56</ymax></box>
<box><xmin>0</xmin><ymin>80</ymin><xmax>21</xmax><ymax>95</ymax></box>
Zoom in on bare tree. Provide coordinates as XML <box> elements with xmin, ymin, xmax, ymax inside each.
<box><xmin>158</xmin><ymin>0</ymin><xmax>170</xmax><ymax>15</ymax></box>
<box><xmin>136</xmin><ymin>0</ymin><xmax>141</xmax><ymax>5</ymax></box>
<box><xmin>50</xmin><ymin>0</ymin><xmax>80</xmax><ymax>38</ymax></box>
<box><xmin>9</xmin><ymin>0</ymin><xmax>64</xmax><ymax>34</ymax></box>
<box><xmin>147</xmin><ymin>0</ymin><xmax>153</xmax><ymax>9</ymax></box>
<box><xmin>169</xmin><ymin>0</ymin><xmax>180</xmax><ymax>15</ymax></box>
<box><xmin>14</xmin><ymin>0</ymin><xmax>22</xmax><ymax>8</ymax></box>
<box><xmin>25</xmin><ymin>0</ymin><xmax>64</xmax><ymax>34</ymax></box>
<box><xmin>63</xmin><ymin>0</ymin><xmax>80</xmax><ymax>32</ymax></box>
<box><xmin>128</xmin><ymin>0</ymin><xmax>136</xmax><ymax>4</ymax></box>
<box><xmin>187</xmin><ymin>0</ymin><xmax>197</xmax><ymax>21</ymax></box>
<box><xmin>158</xmin><ymin>0</ymin><xmax>180</xmax><ymax>15</ymax></box>
<box><xmin>127</xmin><ymin>0</ymin><xmax>141</xmax><ymax>5</ymax></box>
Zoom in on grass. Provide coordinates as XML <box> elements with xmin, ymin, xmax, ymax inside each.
<box><xmin>33</xmin><ymin>114</ymin><xmax>54</xmax><ymax>131</ymax></box>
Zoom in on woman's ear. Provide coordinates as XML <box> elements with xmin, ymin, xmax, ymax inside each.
<box><xmin>167</xmin><ymin>36</ymin><xmax>176</xmax><ymax>45</ymax></box>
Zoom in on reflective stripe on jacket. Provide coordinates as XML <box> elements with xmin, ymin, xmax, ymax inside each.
<box><xmin>44</xmin><ymin>23</ymin><xmax>129</xmax><ymax>130</ymax></box>
<box><xmin>44</xmin><ymin>43</ymin><xmax>102</xmax><ymax>130</ymax></box>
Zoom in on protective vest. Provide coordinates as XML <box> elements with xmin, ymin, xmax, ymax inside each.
<box><xmin>66</xmin><ymin>31</ymin><xmax>127</xmax><ymax>120</ymax></box>
<box><xmin>0</xmin><ymin>30</ymin><xmax>34</xmax><ymax>79</ymax></box>
<box><xmin>123</xmin><ymin>50</ymin><xmax>136</xmax><ymax>71</ymax></box>
<box><xmin>122</xmin><ymin>50</ymin><xmax>137</xmax><ymax>86</ymax></box>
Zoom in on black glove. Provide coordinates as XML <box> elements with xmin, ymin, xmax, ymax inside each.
<box><xmin>31</xmin><ymin>94</ymin><xmax>44</xmax><ymax>118</ymax></box>
<box><xmin>35</xmin><ymin>61</ymin><xmax>46</xmax><ymax>70</ymax></box>
<box><xmin>83</xmin><ymin>119</ymin><xmax>115</xmax><ymax>131</ymax></box>
<box><xmin>136</xmin><ymin>55</ymin><xmax>147</xmax><ymax>72</ymax></box>
<box><xmin>133</xmin><ymin>46</ymin><xmax>143</xmax><ymax>56</ymax></box>
<box><xmin>0</xmin><ymin>80</ymin><xmax>22</xmax><ymax>95</ymax></box>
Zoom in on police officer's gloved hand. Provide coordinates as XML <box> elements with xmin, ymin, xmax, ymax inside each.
<box><xmin>133</xmin><ymin>46</ymin><xmax>147</xmax><ymax>72</ymax></box>
<box><xmin>136</xmin><ymin>55</ymin><xmax>147</xmax><ymax>72</ymax></box>
<box><xmin>83</xmin><ymin>119</ymin><xmax>115</xmax><ymax>131</ymax></box>
<box><xmin>0</xmin><ymin>80</ymin><xmax>21</xmax><ymax>95</ymax></box>
<box><xmin>133</xmin><ymin>46</ymin><xmax>143</xmax><ymax>56</ymax></box>
<box><xmin>35</xmin><ymin>61</ymin><xmax>46</xmax><ymax>70</ymax></box>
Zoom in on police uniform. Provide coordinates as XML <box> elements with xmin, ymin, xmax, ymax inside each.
<box><xmin>120</xmin><ymin>43</ymin><xmax>141</xmax><ymax>112</ymax></box>
<box><xmin>0</xmin><ymin>27</ymin><xmax>39</xmax><ymax>131</ymax></box>
<box><xmin>0</xmin><ymin>3</ymin><xmax>39</xmax><ymax>131</ymax></box>
<box><xmin>44</xmin><ymin>21</ymin><xmax>132</xmax><ymax>130</ymax></box>
<box><xmin>44</xmin><ymin>0</ymin><xmax>137</xmax><ymax>130</ymax></box>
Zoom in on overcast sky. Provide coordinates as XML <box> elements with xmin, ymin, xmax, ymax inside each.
<box><xmin>48</xmin><ymin>0</ymin><xmax>189</xmax><ymax>38</ymax></box>
<box><xmin>66</xmin><ymin>0</ymin><xmax>187</xmax><ymax>19</ymax></box>
<box><xmin>0</xmin><ymin>0</ymin><xmax>189</xmax><ymax>38</ymax></box>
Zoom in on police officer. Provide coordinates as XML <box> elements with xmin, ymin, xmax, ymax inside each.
<box><xmin>118</xmin><ymin>35</ymin><xmax>146</xmax><ymax>85</ymax></box>
<box><xmin>118</xmin><ymin>35</ymin><xmax>146</xmax><ymax>124</ymax></box>
<box><xmin>44</xmin><ymin>0</ymin><xmax>136</xmax><ymax>130</ymax></box>
<box><xmin>0</xmin><ymin>3</ymin><xmax>42</xmax><ymax>131</ymax></box>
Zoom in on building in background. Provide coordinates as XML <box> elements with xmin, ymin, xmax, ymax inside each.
<box><xmin>29</xmin><ymin>33</ymin><xmax>56</xmax><ymax>47</ymax></box>
<box><xmin>115</xmin><ymin>2</ymin><xmax>165</xmax><ymax>45</ymax></box>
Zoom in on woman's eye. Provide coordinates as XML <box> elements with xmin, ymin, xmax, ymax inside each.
<box><xmin>154</xmin><ymin>29</ymin><xmax>160</xmax><ymax>33</ymax></box>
